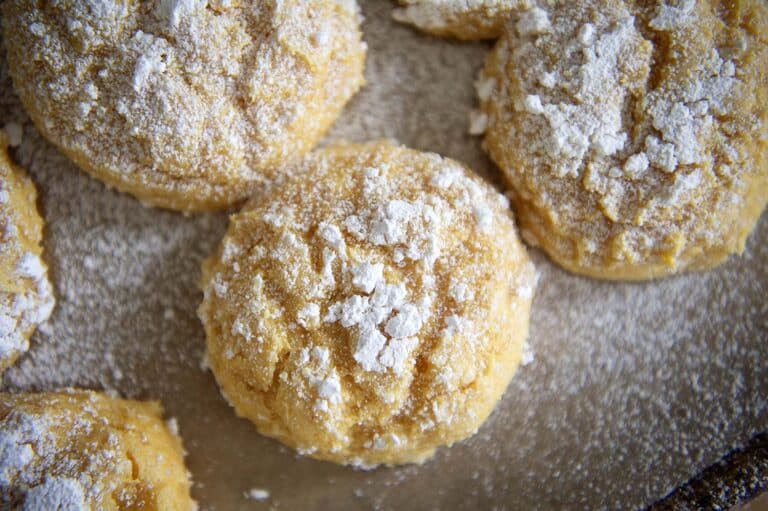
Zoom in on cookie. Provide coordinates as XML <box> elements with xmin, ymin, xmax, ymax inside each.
<box><xmin>476</xmin><ymin>0</ymin><xmax>768</xmax><ymax>279</ymax></box>
<box><xmin>2</xmin><ymin>0</ymin><xmax>366</xmax><ymax>211</ymax></box>
<box><xmin>0</xmin><ymin>390</ymin><xmax>196</xmax><ymax>510</ymax></box>
<box><xmin>198</xmin><ymin>140</ymin><xmax>537</xmax><ymax>466</ymax></box>
<box><xmin>0</xmin><ymin>133</ymin><xmax>54</xmax><ymax>373</ymax></box>
<box><xmin>393</xmin><ymin>0</ymin><xmax>529</xmax><ymax>40</ymax></box>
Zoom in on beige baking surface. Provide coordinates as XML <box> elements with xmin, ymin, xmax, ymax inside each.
<box><xmin>1</xmin><ymin>2</ymin><xmax>766</xmax><ymax>509</ymax></box>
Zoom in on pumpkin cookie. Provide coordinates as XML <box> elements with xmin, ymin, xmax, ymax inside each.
<box><xmin>2</xmin><ymin>0</ymin><xmax>366</xmax><ymax>211</ymax></box>
<box><xmin>0</xmin><ymin>133</ymin><xmax>53</xmax><ymax>373</ymax></box>
<box><xmin>198</xmin><ymin>140</ymin><xmax>536</xmax><ymax>466</ymax></box>
<box><xmin>0</xmin><ymin>390</ymin><xmax>196</xmax><ymax>510</ymax></box>
<box><xmin>477</xmin><ymin>0</ymin><xmax>768</xmax><ymax>279</ymax></box>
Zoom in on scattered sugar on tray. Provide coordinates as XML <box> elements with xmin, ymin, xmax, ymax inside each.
<box><xmin>468</xmin><ymin>110</ymin><xmax>488</xmax><ymax>135</ymax></box>
<box><xmin>166</xmin><ymin>417</ymin><xmax>180</xmax><ymax>436</ymax></box>
<box><xmin>520</xmin><ymin>341</ymin><xmax>534</xmax><ymax>367</ymax></box>
<box><xmin>245</xmin><ymin>488</ymin><xmax>270</xmax><ymax>501</ymax></box>
<box><xmin>475</xmin><ymin>77</ymin><xmax>496</xmax><ymax>102</ymax></box>
<box><xmin>3</xmin><ymin>2</ymin><xmax>765</xmax><ymax>508</ymax></box>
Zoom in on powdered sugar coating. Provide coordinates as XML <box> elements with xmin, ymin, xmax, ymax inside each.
<box><xmin>0</xmin><ymin>135</ymin><xmax>53</xmax><ymax>373</ymax></box>
<box><xmin>198</xmin><ymin>140</ymin><xmax>536</xmax><ymax>466</ymax></box>
<box><xmin>245</xmin><ymin>487</ymin><xmax>270</xmax><ymax>501</ymax></box>
<box><xmin>2</xmin><ymin>0</ymin><xmax>366</xmax><ymax>211</ymax></box>
<box><xmin>0</xmin><ymin>2</ymin><xmax>764</xmax><ymax>507</ymax></box>
<box><xmin>393</xmin><ymin>0</ymin><xmax>531</xmax><ymax>40</ymax></box>
<box><xmin>479</xmin><ymin>0</ymin><xmax>768</xmax><ymax>279</ymax></box>
<box><xmin>0</xmin><ymin>390</ymin><xmax>196</xmax><ymax>510</ymax></box>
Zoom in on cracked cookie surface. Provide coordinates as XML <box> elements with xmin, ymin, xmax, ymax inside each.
<box><xmin>198</xmin><ymin>140</ymin><xmax>536</xmax><ymax>466</ymax></box>
<box><xmin>2</xmin><ymin>0</ymin><xmax>366</xmax><ymax>211</ymax></box>
<box><xmin>0</xmin><ymin>390</ymin><xmax>196</xmax><ymax>510</ymax></box>
<box><xmin>477</xmin><ymin>0</ymin><xmax>768</xmax><ymax>279</ymax></box>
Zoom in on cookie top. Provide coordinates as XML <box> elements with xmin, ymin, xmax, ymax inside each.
<box><xmin>2</xmin><ymin>0</ymin><xmax>366</xmax><ymax>211</ymax></box>
<box><xmin>0</xmin><ymin>390</ymin><xmax>196</xmax><ymax>510</ymax></box>
<box><xmin>479</xmin><ymin>0</ymin><xmax>768</xmax><ymax>279</ymax></box>
<box><xmin>393</xmin><ymin>0</ymin><xmax>529</xmax><ymax>40</ymax></box>
<box><xmin>0</xmin><ymin>134</ymin><xmax>54</xmax><ymax>373</ymax></box>
<box><xmin>198</xmin><ymin>140</ymin><xmax>536</xmax><ymax>466</ymax></box>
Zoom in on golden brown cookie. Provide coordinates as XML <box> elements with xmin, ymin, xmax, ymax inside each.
<box><xmin>477</xmin><ymin>0</ymin><xmax>768</xmax><ymax>280</ymax></box>
<box><xmin>0</xmin><ymin>390</ymin><xmax>196</xmax><ymax>510</ymax></box>
<box><xmin>2</xmin><ymin>0</ymin><xmax>366</xmax><ymax>212</ymax></box>
<box><xmin>198</xmin><ymin>140</ymin><xmax>537</xmax><ymax>466</ymax></box>
<box><xmin>393</xmin><ymin>0</ymin><xmax>529</xmax><ymax>40</ymax></box>
<box><xmin>0</xmin><ymin>133</ymin><xmax>54</xmax><ymax>373</ymax></box>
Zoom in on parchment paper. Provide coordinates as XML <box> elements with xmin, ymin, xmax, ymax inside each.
<box><xmin>1</xmin><ymin>2</ymin><xmax>766</xmax><ymax>510</ymax></box>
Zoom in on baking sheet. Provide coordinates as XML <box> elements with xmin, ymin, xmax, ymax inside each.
<box><xmin>2</xmin><ymin>2</ymin><xmax>767</xmax><ymax>509</ymax></box>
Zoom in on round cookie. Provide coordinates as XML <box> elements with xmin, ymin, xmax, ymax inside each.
<box><xmin>2</xmin><ymin>1</ymin><xmax>366</xmax><ymax>212</ymax></box>
<box><xmin>393</xmin><ymin>0</ymin><xmax>529</xmax><ymax>40</ymax></box>
<box><xmin>198</xmin><ymin>140</ymin><xmax>537</xmax><ymax>466</ymax></box>
<box><xmin>0</xmin><ymin>133</ymin><xmax>54</xmax><ymax>373</ymax></box>
<box><xmin>0</xmin><ymin>390</ymin><xmax>196</xmax><ymax>510</ymax></box>
<box><xmin>477</xmin><ymin>0</ymin><xmax>768</xmax><ymax>280</ymax></box>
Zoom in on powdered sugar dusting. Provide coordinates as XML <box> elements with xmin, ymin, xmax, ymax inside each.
<box><xmin>480</xmin><ymin>0</ymin><xmax>767</xmax><ymax>275</ymax></box>
<box><xmin>157</xmin><ymin>0</ymin><xmax>207</xmax><ymax>27</ymax></box>
<box><xmin>197</xmin><ymin>139</ymin><xmax>535</xmax><ymax>467</ymax></box>
<box><xmin>350</xmin><ymin>262</ymin><xmax>384</xmax><ymax>293</ymax></box>
<box><xmin>21</xmin><ymin>476</ymin><xmax>87</xmax><ymax>510</ymax></box>
<box><xmin>0</xmin><ymin>391</ymin><xmax>194</xmax><ymax>509</ymax></box>
<box><xmin>1</xmin><ymin>2</ymin><xmax>765</xmax><ymax>509</ymax></box>
<box><xmin>516</xmin><ymin>7</ymin><xmax>550</xmax><ymax>36</ymax></box>
<box><xmin>131</xmin><ymin>33</ymin><xmax>169</xmax><ymax>93</ymax></box>
<box><xmin>245</xmin><ymin>487</ymin><xmax>270</xmax><ymax>501</ymax></box>
<box><xmin>2</xmin><ymin>0</ymin><xmax>365</xmax><ymax>210</ymax></box>
<box><xmin>0</xmin><ymin>141</ymin><xmax>54</xmax><ymax>370</ymax></box>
